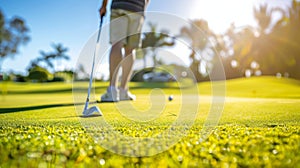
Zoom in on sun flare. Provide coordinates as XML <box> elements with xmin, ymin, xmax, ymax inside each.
<box><xmin>189</xmin><ymin>0</ymin><xmax>255</xmax><ymax>33</ymax></box>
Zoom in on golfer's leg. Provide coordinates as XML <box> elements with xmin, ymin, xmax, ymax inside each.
<box><xmin>120</xmin><ymin>47</ymin><xmax>135</xmax><ymax>89</ymax></box>
<box><xmin>109</xmin><ymin>9</ymin><xmax>128</xmax><ymax>88</ymax></box>
<box><xmin>109</xmin><ymin>41</ymin><xmax>123</xmax><ymax>87</ymax></box>
<box><xmin>119</xmin><ymin>12</ymin><xmax>143</xmax><ymax>89</ymax></box>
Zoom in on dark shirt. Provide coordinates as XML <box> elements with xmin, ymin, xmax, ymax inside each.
<box><xmin>111</xmin><ymin>0</ymin><xmax>146</xmax><ymax>13</ymax></box>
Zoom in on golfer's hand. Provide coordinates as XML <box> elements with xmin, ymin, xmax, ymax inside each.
<box><xmin>99</xmin><ymin>6</ymin><xmax>106</xmax><ymax>17</ymax></box>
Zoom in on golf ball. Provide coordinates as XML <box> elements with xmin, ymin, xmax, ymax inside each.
<box><xmin>168</xmin><ymin>95</ymin><xmax>174</xmax><ymax>101</ymax></box>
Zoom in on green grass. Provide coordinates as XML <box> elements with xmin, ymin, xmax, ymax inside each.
<box><xmin>0</xmin><ymin>76</ymin><xmax>300</xmax><ymax>167</ymax></box>
<box><xmin>225</xmin><ymin>76</ymin><xmax>300</xmax><ymax>98</ymax></box>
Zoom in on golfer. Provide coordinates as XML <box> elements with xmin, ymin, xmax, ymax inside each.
<box><xmin>99</xmin><ymin>0</ymin><xmax>150</xmax><ymax>102</ymax></box>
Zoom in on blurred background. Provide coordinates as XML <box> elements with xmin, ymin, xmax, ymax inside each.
<box><xmin>0</xmin><ymin>0</ymin><xmax>299</xmax><ymax>83</ymax></box>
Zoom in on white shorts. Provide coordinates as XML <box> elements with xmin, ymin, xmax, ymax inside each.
<box><xmin>110</xmin><ymin>9</ymin><xmax>144</xmax><ymax>48</ymax></box>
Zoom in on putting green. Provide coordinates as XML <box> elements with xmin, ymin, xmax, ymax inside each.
<box><xmin>0</xmin><ymin>76</ymin><xmax>299</xmax><ymax>167</ymax></box>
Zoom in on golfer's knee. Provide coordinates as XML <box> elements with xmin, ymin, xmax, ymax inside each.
<box><xmin>112</xmin><ymin>41</ymin><xmax>123</xmax><ymax>50</ymax></box>
<box><xmin>124</xmin><ymin>47</ymin><xmax>135</xmax><ymax>57</ymax></box>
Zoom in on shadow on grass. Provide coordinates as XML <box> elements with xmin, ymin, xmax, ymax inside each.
<box><xmin>8</xmin><ymin>88</ymin><xmax>73</xmax><ymax>94</ymax></box>
<box><xmin>0</xmin><ymin>103</ymin><xmax>75</xmax><ymax>113</ymax></box>
<box><xmin>0</xmin><ymin>101</ymin><xmax>98</xmax><ymax>114</ymax></box>
<box><xmin>79</xmin><ymin>114</ymin><xmax>102</xmax><ymax>118</ymax></box>
<box><xmin>130</xmin><ymin>82</ymin><xmax>180</xmax><ymax>89</ymax></box>
<box><xmin>8</xmin><ymin>86</ymin><xmax>108</xmax><ymax>94</ymax></box>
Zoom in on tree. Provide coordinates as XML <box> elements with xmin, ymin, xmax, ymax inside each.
<box><xmin>285</xmin><ymin>0</ymin><xmax>300</xmax><ymax>78</ymax></box>
<box><xmin>179</xmin><ymin>19</ymin><xmax>216</xmax><ymax>81</ymax></box>
<box><xmin>211</xmin><ymin>23</ymin><xmax>245</xmax><ymax>79</ymax></box>
<box><xmin>29</xmin><ymin>43</ymin><xmax>70</xmax><ymax>72</ymax></box>
<box><xmin>223</xmin><ymin>4</ymin><xmax>287</xmax><ymax>77</ymax></box>
<box><xmin>250</xmin><ymin>4</ymin><xmax>283</xmax><ymax>75</ymax></box>
<box><xmin>226</xmin><ymin>24</ymin><xmax>257</xmax><ymax>75</ymax></box>
<box><xmin>28</xmin><ymin>65</ymin><xmax>53</xmax><ymax>82</ymax></box>
<box><xmin>270</xmin><ymin>0</ymin><xmax>300</xmax><ymax>79</ymax></box>
<box><xmin>0</xmin><ymin>10</ymin><xmax>30</xmax><ymax>70</ymax></box>
<box><xmin>141</xmin><ymin>22</ymin><xmax>175</xmax><ymax>68</ymax></box>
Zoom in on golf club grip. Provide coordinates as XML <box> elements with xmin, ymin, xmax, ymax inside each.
<box><xmin>97</xmin><ymin>16</ymin><xmax>104</xmax><ymax>43</ymax></box>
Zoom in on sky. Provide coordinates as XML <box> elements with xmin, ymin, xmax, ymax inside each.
<box><xmin>0</xmin><ymin>0</ymin><xmax>291</xmax><ymax>76</ymax></box>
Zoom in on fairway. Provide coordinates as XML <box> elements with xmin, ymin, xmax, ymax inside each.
<box><xmin>0</xmin><ymin>77</ymin><xmax>300</xmax><ymax>167</ymax></box>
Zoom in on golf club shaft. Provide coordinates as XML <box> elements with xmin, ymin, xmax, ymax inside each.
<box><xmin>84</xmin><ymin>16</ymin><xmax>104</xmax><ymax>111</ymax></box>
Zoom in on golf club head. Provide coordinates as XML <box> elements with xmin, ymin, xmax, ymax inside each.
<box><xmin>82</xmin><ymin>106</ymin><xmax>102</xmax><ymax>117</ymax></box>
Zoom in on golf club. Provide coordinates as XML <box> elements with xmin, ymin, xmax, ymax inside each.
<box><xmin>82</xmin><ymin>16</ymin><xmax>104</xmax><ymax>117</ymax></box>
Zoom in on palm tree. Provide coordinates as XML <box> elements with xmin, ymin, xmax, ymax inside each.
<box><xmin>215</xmin><ymin>23</ymin><xmax>249</xmax><ymax>79</ymax></box>
<box><xmin>227</xmin><ymin>4</ymin><xmax>286</xmax><ymax>77</ymax></box>
<box><xmin>251</xmin><ymin>4</ymin><xmax>279</xmax><ymax>75</ymax></box>
<box><xmin>29</xmin><ymin>43</ymin><xmax>69</xmax><ymax>72</ymax></box>
<box><xmin>41</xmin><ymin>43</ymin><xmax>69</xmax><ymax>72</ymax></box>
<box><xmin>49</xmin><ymin>43</ymin><xmax>69</xmax><ymax>71</ymax></box>
<box><xmin>141</xmin><ymin>22</ymin><xmax>175</xmax><ymax>68</ymax></box>
<box><xmin>252</xmin><ymin>3</ymin><xmax>300</xmax><ymax>77</ymax></box>
<box><xmin>288</xmin><ymin>0</ymin><xmax>300</xmax><ymax>78</ymax></box>
<box><xmin>253</xmin><ymin>4</ymin><xmax>272</xmax><ymax>34</ymax></box>
<box><xmin>179</xmin><ymin>19</ymin><xmax>215</xmax><ymax>81</ymax></box>
<box><xmin>274</xmin><ymin>0</ymin><xmax>300</xmax><ymax>78</ymax></box>
<box><xmin>230</xmin><ymin>25</ymin><xmax>257</xmax><ymax>72</ymax></box>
